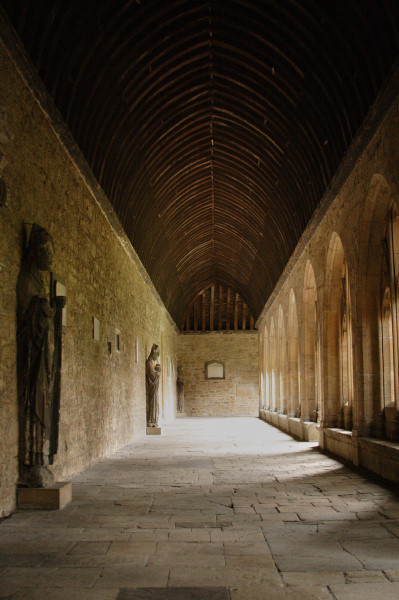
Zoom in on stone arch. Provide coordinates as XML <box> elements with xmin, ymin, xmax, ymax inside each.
<box><xmin>324</xmin><ymin>232</ymin><xmax>353</xmax><ymax>429</ymax></box>
<box><xmin>360</xmin><ymin>174</ymin><xmax>399</xmax><ymax>438</ymax></box>
<box><xmin>259</xmin><ymin>331</ymin><xmax>264</xmax><ymax>410</ymax></box>
<box><xmin>263</xmin><ymin>324</ymin><xmax>270</xmax><ymax>410</ymax></box>
<box><xmin>287</xmin><ymin>289</ymin><xmax>300</xmax><ymax>418</ymax></box>
<box><xmin>270</xmin><ymin>317</ymin><xmax>277</xmax><ymax>411</ymax></box>
<box><xmin>381</xmin><ymin>287</ymin><xmax>395</xmax><ymax>409</ymax></box>
<box><xmin>302</xmin><ymin>261</ymin><xmax>319</xmax><ymax>422</ymax></box>
<box><xmin>277</xmin><ymin>305</ymin><xmax>287</xmax><ymax>414</ymax></box>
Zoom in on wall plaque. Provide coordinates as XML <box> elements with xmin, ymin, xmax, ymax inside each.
<box><xmin>115</xmin><ymin>329</ymin><xmax>121</xmax><ymax>352</ymax></box>
<box><xmin>93</xmin><ymin>317</ymin><xmax>100</xmax><ymax>341</ymax></box>
<box><xmin>54</xmin><ymin>277</ymin><xmax>67</xmax><ymax>327</ymax></box>
<box><xmin>205</xmin><ymin>361</ymin><xmax>225</xmax><ymax>380</ymax></box>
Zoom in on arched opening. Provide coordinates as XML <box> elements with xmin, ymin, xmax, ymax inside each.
<box><xmin>302</xmin><ymin>261</ymin><xmax>319</xmax><ymax>422</ymax></box>
<box><xmin>324</xmin><ymin>234</ymin><xmax>353</xmax><ymax>429</ymax></box>
<box><xmin>259</xmin><ymin>331</ymin><xmax>264</xmax><ymax>410</ymax></box>
<box><xmin>287</xmin><ymin>290</ymin><xmax>300</xmax><ymax>418</ymax></box>
<box><xmin>270</xmin><ymin>318</ymin><xmax>277</xmax><ymax>411</ymax></box>
<box><xmin>278</xmin><ymin>306</ymin><xmax>287</xmax><ymax>414</ymax></box>
<box><xmin>381</xmin><ymin>288</ymin><xmax>395</xmax><ymax>409</ymax></box>
<box><xmin>263</xmin><ymin>325</ymin><xmax>270</xmax><ymax>410</ymax></box>
<box><xmin>360</xmin><ymin>175</ymin><xmax>399</xmax><ymax>439</ymax></box>
<box><xmin>378</xmin><ymin>212</ymin><xmax>399</xmax><ymax>440</ymax></box>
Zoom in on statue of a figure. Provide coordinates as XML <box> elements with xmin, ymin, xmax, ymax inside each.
<box><xmin>176</xmin><ymin>365</ymin><xmax>184</xmax><ymax>413</ymax></box>
<box><xmin>17</xmin><ymin>224</ymin><xmax>66</xmax><ymax>488</ymax></box>
<box><xmin>146</xmin><ymin>344</ymin><xmax>161</xmax><ymax>427</ymax></box>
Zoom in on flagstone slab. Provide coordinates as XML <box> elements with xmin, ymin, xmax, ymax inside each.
<box><xmin>385</xmin><ymin>569</ymin><xmax>399</xmax><ymax>581</ymax></box>
<box><xmin>274</xmin><ymin>552</ymin><xmax>362</xmax><ymax>572</ymax></box>
<box><xmin>117</xmin><ymin>588</ymin><xmax>230</xmax><ymax>600</ymax></box>
<box><xmin>330</xmin><ymin>582</ymin><xmax>399</xmax><ymax>600</ymax></box>
<box><xmin>11</xmin><ymin>589</ymin><xmax>119</xmax><ymax>599</ymax></box>
<box><xmin>230</xmin><ymin>584</ymin><xmax>331</xmax><ymax>600</ymax></box>
<box><xmin>0</xmin><ymin>553</ymin><xmax>48</xmax><ymax>567</ymax></box>
<box><xmin>0</xmin><ymin>566</ymin><xmax>102</xmax><ymax>588</ymax></box>
<box><xmin>281</xmin><ymin>571</ymin><xmax>345</xmax><ymax>586</ymax></box>
<box><xmin>42</xmin><ymin>554</ymin><xmax>149</xmax><ymax>568</ymax></box>
<box><xmin>168</xmin><ymin>565</ymin><xmax>282</xmax><ymax>588</ymax></box>
<box><xmin>94</xmin><ymin>567</ymin><xmax>170</xmax><ymax>589</ymax></box>
<box><xmin>68</xmin><ymin>541</ymin><xmax>111</xmax><ymax>555</ymax></box>
<box><xmin>344</xmin><ymin>570</ymin><xmax>388</xmax><ymax>584</ymax></box>
<box><xmin>107</xmin><ymin>541</ymin><xmax>157</xmax><ymax>556</ymax></box>
<box><xmin>341</xmin><ymin>538</ymin><xmax>399</xmax><ymax>569</ymax></box>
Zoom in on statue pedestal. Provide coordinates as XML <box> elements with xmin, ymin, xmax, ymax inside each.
<box><xmin>17</xmin><ymin>482</ymin><xmax>72</xmax><ymax>510</ymax></box>
<box><xmin>146</xmin><ymin>427</ymin><xmax>162</xmax><ymax>435</ymax></box>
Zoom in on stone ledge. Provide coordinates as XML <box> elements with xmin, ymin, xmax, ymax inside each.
<box><xmin>259</xmin><ymin>410</ymin><xmax>320</xmax><ymax>442</ymax></box>
<box><xmin>17</xmin><ymin>482</ymin><xmax>72</xmax><ymax>510</ymax></box>
<box><xmin>326</xmin><ymin>427</ymin><xmax>353</xmax><ymax>437</ymax></box>
<box><xmin>322</xmin><ymin>427</ymin><xmax>357</xmax><ymax>464</ymax></box>
<box><xmin>359</xmin><ymin>437</ymin><xmax>399</xmax><ymax>484</ymax></box>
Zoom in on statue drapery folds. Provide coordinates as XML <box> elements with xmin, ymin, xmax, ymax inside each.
<box><xmin>146</xmin><ymin>344</ymin><xmax>161</xmax><ymax>427</ymax></box>
<box><xmin>17</xmin><ymin>224</ymin><xmax>65</xmax><ymax>488</ymax></box>
<box><xmin>177</xmin><ymin>365</ymin><xmax>184</xmax><ymax>413</ymax></box>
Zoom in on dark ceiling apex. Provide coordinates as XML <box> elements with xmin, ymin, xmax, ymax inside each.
<box><xmin>2</xmin><ymin>0</ymin><xmax>399</xmax><ymax>325</ymax></box>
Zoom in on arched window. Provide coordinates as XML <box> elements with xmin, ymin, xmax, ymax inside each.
<box><xmin>340</xmin><ymin>258</ymin><xmax>354</xmax><ymax>429</ymax></box>
<box><xmin>270</xmin><ymin>318</ymin><xmax>277</xmax><ymax>411</ymax></box>
<box><xmin>302</xmin><ymin>261</ymin><xmax>319</xmax><ymax>422</ymax></box>
<box><xmin>325</xmin><ymin>234</ymin><xmax>353</xmax><ymax>430</ymax></box>
<box><xmin>259</xmin><ymin>332</ymin><xmax>265</xmax><ymax>410</ymax></box>
<box><xmin>278</xmin><ymin>306</ymin><xmax>287</xmax><ymax>414</ymax></box>
<box><xmin>378</xmin><ymin>211</ymin><xmax>399</xmax><ymax>440</ymax></box>
<box><xmin>381</xmin><ymin>287</ymin><xmax>395</xmax><ymax>409</ymax></box>
<box><xmin>287</xmin><ymin>290</ymin><xmax>299</xmax><ymax>418</ymax></box>
<box><xmin>264</xmin><ymin>325</ymin><xmax>270</xmax><ymax>410</ymax></box>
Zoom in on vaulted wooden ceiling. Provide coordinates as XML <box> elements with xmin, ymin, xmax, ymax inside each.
<box><xmin>2</xmin><ymin>1</ymin><xmax>399</xmax><ymax>326</ymax></box>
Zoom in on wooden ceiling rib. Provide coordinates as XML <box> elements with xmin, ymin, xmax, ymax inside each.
<box><xmin>2</xmin><ymin>0</ymin><xmax>399</xmax><ymax>326</ymax></box>
<box><xmin>182</xmin><ymin>284</ymin><xmax>255</xmax><ymax>332</ymax></box>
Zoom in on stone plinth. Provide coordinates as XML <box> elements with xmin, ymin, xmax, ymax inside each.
<box><xmin>146</xmin><ymin>427</ymin><xmax>162</xmax><ymax>435</ymax></box>
<box><xmin>17</xmin><ymin>482</ymin><xmax>72</xmax><ymax>510</ymax></box>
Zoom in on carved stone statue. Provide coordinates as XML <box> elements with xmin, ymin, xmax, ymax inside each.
<box><xmin>176</xmin><ymin>365</ymin><xmax>184</xmax><ymax>413</ymax></box>
<box><xmin>17</xmin><ymin>224</ymin><xmax>66</xmax><ymax>488</ymax></box>
<box><xmin>146</xmin><ymin>344</ymin><xmax>161</xmax><ymax>427</ymax></box>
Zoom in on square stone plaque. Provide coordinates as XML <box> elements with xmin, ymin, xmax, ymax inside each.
<box><xmin>117</xmin><ymin>588</ymin><xmax>230</xmax><ymax>600</ymax></box>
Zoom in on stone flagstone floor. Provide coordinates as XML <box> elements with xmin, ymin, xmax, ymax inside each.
<box><xmin>1</xmin><ymin>417</ymin><xmax>399</xmax><ymax>599</ymax></box>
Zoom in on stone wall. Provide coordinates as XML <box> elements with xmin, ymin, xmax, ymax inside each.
<box><xmin>0</xmin><ymin>29</ymin><xmax>178</xmax><ymax>516</ymax></box>
<box><xmin>176</xmin><ymin>332</ymin><xmax>259</xmax><ymax>416</ymax></box>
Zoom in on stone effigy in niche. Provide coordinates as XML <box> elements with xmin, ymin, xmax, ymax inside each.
<box><xmin>17</xmin><ymin>223</ymin><xmax>66</xmax><ymax>489</ymax></box>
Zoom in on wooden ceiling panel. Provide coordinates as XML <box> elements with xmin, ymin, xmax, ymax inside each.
<box><xmin>2</xmin><ymin>0</ymin><xmax>398</xmax><ymax>326</ymax></box>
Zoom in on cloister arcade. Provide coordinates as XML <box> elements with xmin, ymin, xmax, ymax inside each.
<box><xmin>259</xmin><ymin>174</ymin><xmax>399</xmax><ymax>463</ymax></box>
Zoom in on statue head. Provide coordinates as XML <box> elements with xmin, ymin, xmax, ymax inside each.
<box><xmin>28</xmin><ymin>224</ymin><xmax>55</xmax><ymax>271</ymax></box>
<box><xmin>150</xmin><ymin>343</ymin><xmax>160</xmax><ymax>361</ymax></box>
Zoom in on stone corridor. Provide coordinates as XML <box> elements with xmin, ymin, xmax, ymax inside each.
<box><xmin>1</xmin><ymin>418</ymin><xmax>399</xmax><ymax>600</ymax></box>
